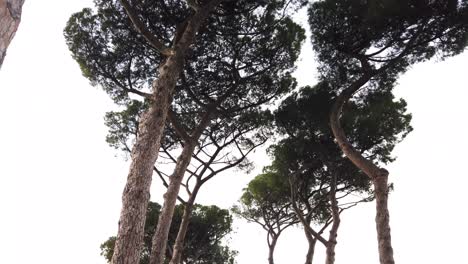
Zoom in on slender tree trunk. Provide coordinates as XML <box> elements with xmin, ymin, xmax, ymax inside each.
<box><xmin>149</xmin><ymin>141</ymin><xmax>197</xmax><ymax>264</ymax></box>
<box><xmin>304</xmin><ymin>229</ymin><xmax>317</xmax><ymax>264</ymax></box>
<box><xmin>329</xmin><ymin>74</ymin><xmax>395</xmax><ymax>264</ymax></box>
<box><xmin>111</xmin><ymin>1</ymin><xmax>223</xmax><ymax>263</ymax></box>
<box><xmin>267</xmin><ymin>235</ymin><xmax>278</xmax><ymax>264</ymax></box>
<box><xmin>0</xmin><ymin>0</ymin><xmax>25</xmax><ymax>69</ymax></box>
<box><xmin>325</xmin><ymin>175</ymin><xmax>340</xmax><ymax>264</ymax></box>
<box><xmin>169</xmin><ymin>184</ymin><xmax>201</xmax><ymax>264</ymax></box>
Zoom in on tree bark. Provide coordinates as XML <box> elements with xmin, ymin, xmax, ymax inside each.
<box><xmin>373</xmin><ymin>174</ymin><xmax>394</xmax><ymax>264</ymax></box>
<box><xmin>329</xmin><ymin>74</ymin><xmax>395</xmax><ymax>264</ymax></box>
<box><xmin>325</xmin><ymin>175</ymin><xmax>340</xmax><ymax>264</ymax></box>
<box><xmin>304</xmin><ymin>229</ymin><xmax>317</xmax><ymax>264</ymax></box>
<box><xmin>0</xmin><ymin>0</ymin><xmax>24</xmax><ymax>69</ymax></box>
<box><xmin>267</xmin><ymin>235</ymin><xmax>278</xmax><ymax>264</ymax></box>
<box><xmin>111</xmin><ymin>1</ymin><xmax>223</xmax><ymax>263</ymax></box>
<box><xmin>149</xmin><ymin>141</ymin><xmax>197</xmax><ymax>264</ymax></box>
<box><xmin>149</xmin><ymin>102</ymin><xmax>214</xmax><ymax>264</ymax></box>
<box><xmin>168</xmin><ymin>183</ymin><xmax>201</xmax><ymax>264</ymax></box>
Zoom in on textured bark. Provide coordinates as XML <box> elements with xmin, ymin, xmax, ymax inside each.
<box><xmin>0</xmin><ymin>0</ymin><xmax>24</xmax><ymax>69</ymax></box>
<box><xmin>111</xmin><ymin>48</ymin><xmax>185</xmax><ymax>264</ymax></box>
<box><xmin>329</xmin><ymin>75</ymin><xmax>395</xmax><ymax>264</ymax></box>
<box><xmin>325</xmin><ymin>175</ymin><xmax>340</xmax><ymax>264</ymax></box>
<box><xmin>373</xmin><ymin>174</ymin><xmax>394</xmax><ymax>264</ymax></box>
<box><xmin>111</xmin><ymin>1</ymin><xmax>222</xmax><ymax>263</ymax></box>
<box><xmin>149</xmin><ymin>142</ymin><xmax>196</xmax><ymax>264</ymax></box>
<box><xmin>168</xmin><ymin>184</ymin><xmax>201</xmax><ymax>264</ymax></box>
<box><xmin>149</xmin><ymin>103</ymin><xmax>213</xmax><ymax>264</ymax></box>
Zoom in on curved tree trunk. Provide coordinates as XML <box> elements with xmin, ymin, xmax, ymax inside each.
<box><xmin>169</xmin><ymin>184</ymin><xmax>201</xmax><ymax>264</ymax></box>
<box><xmin>329</xmin><ymin>74</ymin><xmax>395</xmax><ymax>264</ymax></box>
<box><xmin>325</xmin><ymin>175</ymin><xmax>340</xmax><ymax>264</ymax></box>
<box><xmin>0</xmin><ymin>0</ymin><xmax>25</xmax><ymax>69</ymax></box>
<box><xmin>111</xmin><ymin>1</ymin><xmax>223</xmax><ymax>263</ymax></box>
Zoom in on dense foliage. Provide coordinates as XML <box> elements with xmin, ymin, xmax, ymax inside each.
<box><xmin>101</xmin><ymin>202</ymin><xmax>236</xmax><ymax>264</ymax></box>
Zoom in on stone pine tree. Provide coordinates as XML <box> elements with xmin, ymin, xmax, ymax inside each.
<box><xmin>308</xmin><ymin>1</ymin><xmax>468</xmax><ymax>263</ymax></box>
<box><xmin>270</xmin><ymin>83</ymin><xmax>412</xmax><ymax>264</ymax></box>
<box><xmin>233</xmin><ymin>171</ymin><xmax>297</xmax><ymax>264</ymax></box>
<box><xmin>65</xmin><ymin>1</ymin><xmax>305</xmax><ymax>263</ymax></box>
<box><xmin>106</xmin><ymin>103</ymin><xmax>273</xmax><ymax>264</ymax></box>
<box><xmin>0</xmin><ymin>0</ymin><xmax>25</xmax><ymax>68</ymax></box>
<box><xmin>65</xmin><ymin>1</ymin><xmax>227</xmax><ymax>263</ymax></box>
<box><xmin>100</xmin><ymin>202</ymin><xmax>236</xmax><ymax>264</ymax></box>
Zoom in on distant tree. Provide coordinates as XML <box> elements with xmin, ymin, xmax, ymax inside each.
<box><xmin>308</xmin><ymin>1</ymin><xmax>468</xmax><ymax>263</ymax></box>
<box><xmin>101</xmin><ymin>202</ymin><xmax>236</xmax><ymax>264</ymax></box>
<box><xmin>65</xmin><ymin>1</ymin><xmax>305</xmax><ymax>263</ymax></box>
<box><xmin>233</xmin><ymin>171</ymin><xmax>297</xmax><ymax>264</ymax></box>
<box><xmin>0</xmin><ymin>0</ymin><xmax>25</xmax><ymax>69</ymax></box>
<box><xmin>271</xmin><ymin>83</ymin><xmax>412</xmax><ymax>263</ymax></box>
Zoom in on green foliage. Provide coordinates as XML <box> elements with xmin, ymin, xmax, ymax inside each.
<box><xmin>233</xmin><ymin>171</ymin><xmax>297</xmax><ymax>237</ymax></box>
<box><xmin>241</xmin><ymin>171</ymin><xmax>290</xmax><ymax>207</ymax></box>
<box><xmin>64</xmin><ymin>0</ymin><xmax>306</xmax><ymax>159</ymax></box>
<box><xmin>261</xmin><ymin>82</ymin><xmax>413</xmax><ymax>224</ymax></box>
<box><xmin>100</xmin><ymin>202</ymin><xmax>236</xmax><ymax>264</ymax></box>
<box><xmin>308</xmin><ymin>0</ymin><xmax>468</xmax><ymax>88</ymax></box>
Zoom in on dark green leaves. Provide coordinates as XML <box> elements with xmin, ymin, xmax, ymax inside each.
<box><xmin>100</xmin><ymin>202</ymin><xmax>235</xmax><ymax>264</ymax></box>
<box><xmin>309</xmin><ymin>0</ymin><xmax>468</xmax><ymax>87</ymax></box>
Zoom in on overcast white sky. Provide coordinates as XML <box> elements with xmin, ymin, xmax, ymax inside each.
<box><xmin>0</xmin><ymin>1</ymin><xmax>467</xmax><ymax>264</ymax></box>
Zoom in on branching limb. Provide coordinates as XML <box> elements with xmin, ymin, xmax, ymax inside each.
<box><xmin>119</xmin><ymin>0</ymin><xmax>175</xmax><ymax>56</ymax></box>
<box><xmin>154</xmin><ymin>166</ymin><xmax>187</xmax><ymax>205</ymax></box>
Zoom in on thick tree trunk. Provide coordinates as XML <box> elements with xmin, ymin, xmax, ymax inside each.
<box><xmin>304</xmin><ymin>229</ymin><xmax>317</xmax><ymax>264</ymax></box>
<box><xmin>373</xmin><ymin>174</ymin><xmax>394</xmax><ymax>264</ymax></box>
<box><xmin>325</xmin><ymin>175</ymin><xmax>340</xmax><ymax>264</ymax></box>
<box><xmin>111</xmin><ymin>1</ymin><xmax>222</xmax><ymax>263</ymax></box>
<box><xmin>168</xmin><ymin>184</ymin><xmax>201</xmax><ymax>264</ymax></box>
<box><xmin>267</xmin><ymin>235</ymin><xmax>278</xmax><ymax>264</ymax></box>
<box><xmin>329</xmin><ymin>74</ymin><xmax>395</xmax><ymax>264</ymax></box>
<box><xmin>149</xmin><ymin>142</ymin><xmax>197</xmax><ymax>264</ymax></box>
<box><xmin>0</xmin><ymin>0</ymin><xmax>24</xmax><ymax>69</ymax></box>
<box><xmin>111</xmin><ymin>51</ymin><xmax>185</xmax><ymax>264</ymax></box>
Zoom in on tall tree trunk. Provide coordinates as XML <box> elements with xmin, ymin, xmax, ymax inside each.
<box><xmin>304</xmin><ymin>229</ymin><xmax>317</xmax><ymax>264</ymax></box>
<box><xmin>329</xmin><ymin>74</ymin><xmax>395</xmax><ymax>264</ymax></box>
<box><xmin>149</xmin><ymin>142</ymin><xmax>197</xmax><ymax>264</ymax></box>
<box><xmin>0</xmin><ymin>0</ymin><xmax>25</xmax><ymax>69</ymax></box>
<box><xmin>267</xmin><ymin>235</ymin><xmax>278</xmax><ymax>264</ymax></box>
<box><xmin>169</xmin><ymin>183</ymin><xmax>201</xmax><ymax>264</ymax></box>
<box><xmin>149</xmin><ymin>103</ymin><xmax>213</xmax><ymax>264</ymax></box>
<box><xmin>373</xmin><ymin>174</ymin><xmax>394</xmax><ymax>264</ymax></box>
<box><xmin>111</xmin><ymin>50</ymin><xmax>185</xmax><ymax>264</ymax></box>
<box><xmin>111</xmin><ymin>1</ymin><xmax>223</xmax><ymax>263</ymax></box>
<box><xmin>325</xmin><ymin>175</ymin><xmax>340</xmax><ymax>264</ymax></box>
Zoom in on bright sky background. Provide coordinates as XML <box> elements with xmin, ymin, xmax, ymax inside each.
<box><xmin>0</xmin><ymin>1</ymin><xmax>467</xmax><ymax>264</ymax></box>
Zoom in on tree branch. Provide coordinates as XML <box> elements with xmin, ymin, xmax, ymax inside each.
<box><xmin>119</xmin><ymin>0</ymin><xmax>174</xmax><ymax>56</ymax></box>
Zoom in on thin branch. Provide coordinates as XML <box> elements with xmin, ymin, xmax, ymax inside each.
<box><xmin>154</xmin><ymin>166</ymin><xmax>187</xmax><ymax>205</ymax></box>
